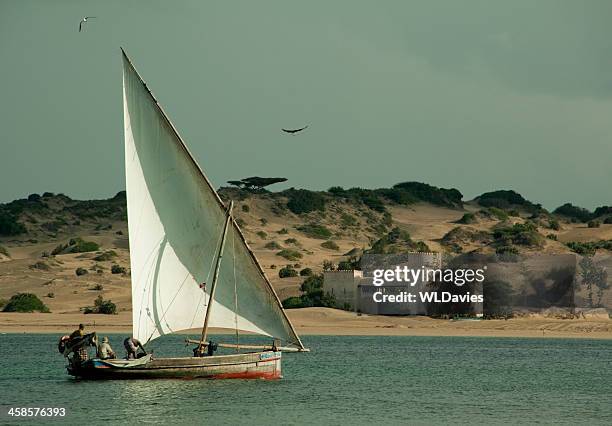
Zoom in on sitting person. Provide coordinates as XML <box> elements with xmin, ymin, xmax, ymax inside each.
<box><xmin>69</xmin><ymin>323</ymin><xmax>85</xmax><ymax>340</ymax></box>
<box><xmin>123</xmin><ymin>337</ymin><xmax>147</xmax><ymax>359</ymax></box>
<box><xmin>98</xmin><ymin>336</ymin><xmax>116</xmax><ymax>360</ymax></box>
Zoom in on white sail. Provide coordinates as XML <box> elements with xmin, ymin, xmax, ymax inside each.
<box><xmin>122</xmin><ymin>50</ymin><xmax>303</xmax><ymax>348</ymax></box>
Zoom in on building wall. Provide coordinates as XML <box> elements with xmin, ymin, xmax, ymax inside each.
<box><xmin>322</xmin><ymin>270</ymin><xmax>363</xmax><ymax>310</ymax></box>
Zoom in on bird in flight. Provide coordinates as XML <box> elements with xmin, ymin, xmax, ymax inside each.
<box><xmin>281</xmin><ymin>125</ymin><xmax>309</xmax><ymax>134</ymax></box>
<box><xmin>79</xmin><ymin>16</ymin><xmax>96</xmax><ymax>32</ymax></box>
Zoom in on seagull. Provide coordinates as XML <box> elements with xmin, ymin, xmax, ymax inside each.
<box><xmin>79</xmin><ymin>16</ymin><xmax>96</xmax><ymax>32</ymax></box>
<box><xmin>281</xmin><ymin>125</ymin><xmax>309</xmax><ymax>134</ymax></box>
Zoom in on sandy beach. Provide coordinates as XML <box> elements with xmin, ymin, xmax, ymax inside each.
<box><xmin>1</xmin><ymin>307</ymin><xmax>610</xmax><ymax>339</ymax></box>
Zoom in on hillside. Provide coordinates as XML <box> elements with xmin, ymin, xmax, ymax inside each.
<box><xmin>1</xmin><ymin>184</ymin><xmax>611</xmax><ymax>314</ymax></box>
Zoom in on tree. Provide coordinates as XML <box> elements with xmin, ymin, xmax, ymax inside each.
<box><xmin>227</xmin><ymin>177</ymin><xmax>287</xmax><ymax>191</ymax></box>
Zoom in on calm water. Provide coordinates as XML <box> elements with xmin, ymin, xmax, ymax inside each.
<box><xmin>0</xmin><ymin>334</ymin><xmax>610</xmax><ymax>425</ymax></box>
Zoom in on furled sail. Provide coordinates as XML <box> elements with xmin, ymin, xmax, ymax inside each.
<box><xmin>121</xmin><ymin>49</ymin><xmax>303</xmax><ymax>348</ymax></box>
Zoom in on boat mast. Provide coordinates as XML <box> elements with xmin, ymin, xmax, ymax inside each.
<box><xmin>197</xmin><ymin>201</ymin><xmax>234</xmax><ymax>355</ymax></box>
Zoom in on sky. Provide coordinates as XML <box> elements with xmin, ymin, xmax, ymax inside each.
<box><xmin>1</xmin><ymin>0</ymin><xmax>611</xmax><ymax>209</ymax></box>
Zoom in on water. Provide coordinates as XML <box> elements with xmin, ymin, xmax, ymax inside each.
<box><xmin>0</xmin><ymin>334</ymin><xmax>610</xmax><ymax>425</ymax></box>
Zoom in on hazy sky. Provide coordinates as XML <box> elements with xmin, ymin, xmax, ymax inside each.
<box><xmin>1</xmin><ymin>0</ymin><xmax>611</xmax><ymax>209</ymax></box>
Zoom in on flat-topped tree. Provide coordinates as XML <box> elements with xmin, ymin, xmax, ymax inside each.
<box><xmin>227</xmin><ymin>177</ymin><xmax>287</xmax><ymax>192</ymax></box>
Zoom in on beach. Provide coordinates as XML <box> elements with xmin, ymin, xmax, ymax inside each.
<box><xmin>1</xmin><ymin>307</ymin><xmax>610</xmax><ymax>339</ymax></box>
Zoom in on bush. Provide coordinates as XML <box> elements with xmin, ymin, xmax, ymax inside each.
<box><xmin>75</xmin><ymin>267</ymin><xmax>88</xmax><ymax>276</ymax></box>
<box><xmin>492</xmin><ymin>222</ymin><xmax>544</xmax><ymax>248</ymax></box>
<box><xmin>487</xmin><ymin>207</ymin><xmax>509</xmax><ymax>221</ymax></box>
<box><xmin>279</xmin><ymin>266</ymin><xmax>298</xmax><ymax>278</ymax></box>
<box><xmin>548</xmin><ymin>219</ymin><xmax>561</xmax><ymax>230</ymax></box>
<box><xmin>93</xmin><ymin>250</ymin><xmax>117</xmax><ymax>261</ymax></box>
<box><xmin>284</xmin><ymin>238</ymin><xmax>300</xmax><ymax>246</ymax></box>
<box><xmin>476</xmin><ymin>190</ymin><xmax>540</xmax><ymax>213</ymax></box>
<box><xmin>285</xmin><ymin>189</ymin><xmax>326</xmax><ymax>214</ymax></box>
<box><xmin>300</xmin><ymin>268</ymin><xmax>313</xmax><ymax>276</ymax></box>
<box><xmin>321</xmin><ymin>240</ymin><xmax>339</xmax><ymax>251</ymax></box>
<box><xmin>0</xmin><ymin>211</ymin><xmax>27</xmax><ymax>236</ymax></box>
<box><xmin>241</xmin><ymin>204</ymin><xmax>250</xmax><ymax>212</ymax></box>
<box><xmin>55</xmin><ymin>238</ymin><xmax>101</xmax><ymax>254</ymax></box>
<box><xmin>276</xmin><ymin>249</ymin><xmax>303</xmax><ymax>261</ymax></box>
<box><xmin>3</xmin><ymin>293</ymin><xmax>50</xmax><ymax>313</ymax></box>
<box><xmin>456</xmin><ymin>213</ymin><xmax>477</xmax><ymax>224</ymax></box>
<box><xmin>85</xmin><ymin>295</ymin><xmax>117</xmax><ymax>315</ymax></box>
<box><xmin>588</xmin><ymin>220</ymin><xmax>600</xmax><ymax>228</ymax></box>
<box><xmin>111</xmin><ymin>264</ymin><xmax>126</xmax><ymax>274</ymax></box>
<box><xmin>340</xmin><ymin>213</ymin><xmax>357</xmax><ymax>227</ymax></box>
<box><xmin>264</xmin><ymin>241</ymin><xmax>282</xmax><ymax>250</ymax></box>
<box><xmin>256</xmin><ymin>231</ymin><xmax>267</xmax><ymax>239</ymax></box>
<box><xmin>281</xmin><ymin>274</ymin><xmax>336</xmax><ymax>309</ymax></box>
<box><xmin>277</xmin><ymin>228</ymin><xmax>289</xmax><ymax>235</ymax></box>
<box><xmin>29</xmin><ymin>261</ymin><xmax>50</xmax><ymax>271</ymax></box>
<box><xmin>605</xmin><ymin>217</ymin><xmax>612</xmax><ymax>224</ymax></box>
<box><xmin>93</xmin><ymin>284</ymin><xmax>104</xmax><ymax>291</ymax></box>
<box><xmin>281</xmin><ymin>296</ymin><xmax>305</xmax><ymax>309</ymax></box>
<box><xmin>296</xmin><ymin>224</ymin><xmax>332</xmax><ymax>239</ymax></box>
<box><xmin>392</xmin><ymin>182</ymin><xmax>463</xmax><ymax>207</ymax></box>
<box><xmin>260</xmin><ymin>218</ymin><xmax>268</xmax><ymax>225</ymax></box>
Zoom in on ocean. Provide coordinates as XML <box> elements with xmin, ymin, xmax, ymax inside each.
<box><xmin>0</xmin><ymin>334</ymin><xmax>610</xmax><ymax>425</ymax></box>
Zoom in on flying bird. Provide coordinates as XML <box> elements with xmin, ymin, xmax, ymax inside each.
<box><xmin>281</xmin><ymin>125</ymin><xmax>309</xmax><ymax>134</ymax></box>
<box><xmin>78</xmin><ymin>16</ymin><xmax>96</xmax><ymax>32</ymax></box>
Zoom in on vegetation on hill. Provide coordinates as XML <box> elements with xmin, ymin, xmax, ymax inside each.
<box><xmin>475</xmin><ymin>190</ymin><xmax>543</xmax><ymax>214</ymax></box>
<box><xmin>2</xmin><ymin>293</ymin><xmax>50</xmax><ymax>313</ymax></box>
<box><xmin>492</xmin><ymin>222</ymin><xmax>544</xmax><ymax>250</ymax></box>
<box><xmin>296</xmin><ymin>224</ymin><xmax>332</xmax><ymax>239</ymax></box>
<box><xmin>366</xmin><ymin>227</ymin><xmax>430</xmax><ymax>254</ymax></box>
<box><xmin>282</xmin><ymin>274</ymin><xmax>335</xmax><ymax>309</ymax></box>
<box><xmin>0</xmin><ymin>245</ymin><xmax>9</xmax><ymax>257</ymax></box>
<box><xmin>554</xmin><ymin>203</ymin><xmax>592</xmax><ymax>223</ymax></box>
<box><xmin>52</xmin><ymin>238</ymin><xmax>100</xmax><ymax>255</ymax></box>
<box><xmin>83</xmin><ymin>295</ymin><xmax>117</xmax><ymax>315</ymax></box>
<box><xmin>565</xmin><ymin>240</ymin><xmax>612</xmax><ymax>256</ymax></box>
<box><xmin>284</xmin><ymin>189</ymin><xmax>326</xmax><ymax>214</ymax></box>
<box><xmin>441</xmin><ymin>227</ymin><xmax>492</xmax><ymax>253</ymax></box>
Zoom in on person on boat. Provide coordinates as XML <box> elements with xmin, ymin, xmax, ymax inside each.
<box><xmin>98</xmin><ymin>336</ymin><xmax>116</xmax><ymax>360</ymax></box>
<box><xmin>69</xmin><ymin>323</ymin><xmax>85</xmax><ymax>340</ymax></box>
<box><xmin>124</xmin><ymin>337</ymin><xmax>147</xmax><ymax>359</ymax></box>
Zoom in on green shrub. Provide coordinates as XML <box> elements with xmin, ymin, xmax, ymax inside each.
<box><xmin>93</xmin><ymin>284</ymin><xmax>104</xmax><ymax>291</ymax></box>
<box><xmin>296</xmin><ymin>224</ymin><xmax>332</xmax><ymax>239</ymax></box>
<box><xmin>367</xmin><ymin>227</ymin><xmax>430</xmax><ymax>254</ymax></box>
<box><xmin>392</xmin><ymin>182</ymin><xmax>463</xmax><ymax>207</ymax></box>
<box><xmin>75</xmin><ymin>267</ymin><xmax>88</xmax><ymax>276</ymax></box>
<box><xmin>300</xmin><ymin>268</ymin><xmax>313</xmax><ymax>276</ymax></box>
<box><xmin>340</xmin><ymin>213</ymin><xmax>357</xmax><ymax>227</ymax></box>
<box><xmin>492</xmin><ymin>222</ymin><xmax>544</xmax><ymax>248</ymax></box>
<box><xmin>285</xmin><ymin>189</ymin><xmax>326</xmax><ymax>214</ymax></box>
<box><xmin>604</xmin><ymin>217</ymin><xmax>612</xmax><ymax>224</ymax></box>
<box><xmin>456</xmin><ymin>212</ymin><xmax>477</xmax><ymax>224</ymax></box>
<box><xmin>487</xmin><ymin>207</ymin><xmax>509</xmax><ymax>221</ymax></box>
<box><xmin>548</xmin><ymin>219</ymin><xmax>561</xmax><ymax>230</ymax></box>
<box><xmin>284</xmin><ymin>238</ymin><xmax>300</xmax><ymax>246</ymax></box>
<box><xmin>565</xmin><ymin>240</ymin><xmax>612</xmax><ymax>256</ymax></box>
<box><xmin>85</xmin><ymin>295</ymin><xmax>117</xmax><ymax>315</ymax></box>
<box><xmin>256</xmin><ymin>231</ymin><xmax>267</xmax><ymax>239</ymax></box>
<box><xmin>546</xmin><ymin>234</ymin><xmax>558</xmax><ymax>241</ymax></box>
<box><xmin>281</xmin><ymin>296</ymin><xmax>304</xmax><ymax>309</ymax></box>
<box><xmin>111</xmin><ymin>264</ymin><xmax>126</xmax><ymax>274</ymax></box>
<box><xmin>276</xmin><ymin>249</ymin><xmax>303</xmax><ymax>261</ymax></box>
<box><xmin>3</xmin><ymin>293</ymin><xmax>50</xmax><ymax>313</ymax></box>
<box><xmin>280</xmin><ymin>274</ymin><xmax>335</xmax><ymax>308</ymax></box>
<box><xmin>588</xmin><ymin>220</ymin><xmax>600</xmax><ymax>228</ymax></box>
<box><xmin>0</xmin><ymin>211</ymin><xmax>27</xmax><ymax>236</ymax></box>
<box><xmin>260</xmin><ymin>218</ymin><xmax>268</xmax><ymax>225</ymax></box>
<box><xmin>279</xmin><ymin>266</ymin><xmax>298</xmax><ymax>278</ymax></box>
<box><xmin>93</xmin><ymin>250</ymin><xmax>117</xmax><ymax>261</ymax></box>
<box><xmin>321</xmin><ymin>240</ymin><xmax>339</xmax><ymax>251</ymax></box>
<box><xmin>241</xmin><ymin>204</ymin><xmax>250</xmax><ymax>212</ymax></box>
<box><xmin>477</xmin><ymin>190</ymin><xmax>540</xmax><ymax>213</ymax></box>
<box><xmin>277</xmin><ymin>228</ymin><xmax>289</xmax><ymax>234</ymax></box>
<box><xmin>264</xmin><ymin>241</ymin><xmax>282</xmax><ymax>250</ymax></box>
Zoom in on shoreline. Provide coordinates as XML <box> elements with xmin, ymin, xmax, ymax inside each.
<box><xmin>0</xmin><ymin>309</ymin><xmax>610</xmax><ymax>339</ymax></box>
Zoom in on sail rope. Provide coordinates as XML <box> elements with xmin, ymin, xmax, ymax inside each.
<box><xmin>232</xmin><ymin>228</ymin><xmax>239</xmax><ymax>351</ymax></box>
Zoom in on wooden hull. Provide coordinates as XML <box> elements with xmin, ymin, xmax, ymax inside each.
<box><xmin>67</xmin><ymin>351</ymin><xmax>282</xmax><ymax>380</ymax></box>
